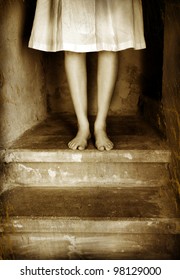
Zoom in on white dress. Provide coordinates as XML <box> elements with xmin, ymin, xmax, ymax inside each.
<box><xmin>28</xmin><ymin>0</ymin><xmax>146</xmax><ymax>52</ymax></box>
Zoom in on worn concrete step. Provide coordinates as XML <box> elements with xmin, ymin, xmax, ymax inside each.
<box><xmin>1</xmin><ymin>233</ymin><xmax>180</xmax><ymax>260</ymax></box>
<box><xmin>2</xmin><ymin>162</ymin><xmax>169</xmax><ymax>189</ymax></box>
<box><xmin>8</xmin><ymin>114</ymin><xmax>168</xmax><ymax>141</ymax></box>
<box><xmin>3</xmin><ymin>114</ymin><xmax>170</xmax><ymax>156</ymax></box>
<box><xmin>0</xmin><ymin>114</ymin><xmax>171</xmax><ymax>191</ymax></box>
<box><xmin>1</xmin><ymin>185</ymin><xmax>180</xmax><ymax>222</ymax></box>
<box><xmin>2</xmin><ymin>149</ymin><xmax>170</xmax><ymax>163</ymax></box>
<box><xmin>1</xmin><ymin>115</ymin><xmax>170</xmax><ymax>158</ymax></box>
<box><xmin>0</xmin><ymin>186</ymin><xmax>180</xmax><ymax>259</ymax></box>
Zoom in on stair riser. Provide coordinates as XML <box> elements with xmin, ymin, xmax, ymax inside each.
<box><xmin>3</xmin><ymin>162</ymin><xmax>169</xmax><ymax>188</ymax></box>
<box><xmin>2</xmin><ymin>218</ymin><xmax>180</xmax><ymax>235</ymax></box>
<box><xmin>1</xmin><ymin>233</ymin><xmax>179</xmax><ymax>260</ymax></box>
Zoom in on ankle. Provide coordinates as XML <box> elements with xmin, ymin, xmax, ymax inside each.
<box><xmin>78</xmin><ymin>124</ymin><xmax>90</xmax><ymax>136</ymax></box>
<box><xmin>94</xmin><ymin>121</ymin><xmax>106</xmax><ymax>133</ymax></box>
<box><xmin>77</xmin><ymin>119</ymin><xmax>89</xmax><ymax>130</ymax></box>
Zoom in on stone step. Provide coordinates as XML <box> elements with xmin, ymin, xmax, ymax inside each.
<box><xmin>2</xmin><ymin>148</ymin><xmax>170</xmax><ymax>163</ymax></box>
<box><xmin>0</xmin><ymin>115</ymin><xmax>177</xmax><ymax>260</ymax></box>
<box><xmin>3</xmin><ymin>162</ymin><xmax>169</xmax><ymax>189</ymax></box>
<box><xmin>1</xmin><ymin>114</ymin><xmax>170</xmax><ymax>156</ymax></box>
<box><xmin>1</xmin><ymin>233</ymin><xmax>179</xmax><ymax>260</ymax></box>
<box><xmin>0</xmin><ymin>185</ymin><xmax>180</xmax><ymax>259</ymax></box>
<box><xmin>0</xmin><ymin>114</ymin><xmax>171</xmax><ymax>191</ymax></box>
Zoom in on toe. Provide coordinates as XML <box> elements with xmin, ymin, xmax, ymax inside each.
<box><xmin>68</xmin><ymin>141</ymin><xmax>77</xmax><ymax>150</ymax></box>
<box><xmin>106</xmin><ymin>142</ymin><xmax>114</xmax><ymax>150</ymax></box>
<box><xmin>68</xmin><ymin>142</ymin><xmax>72</xmax><ymax>149</ymax></box>
<box><xmin>78</xmin><ymin>145</ymin><xmax>85</xmax><ymax>151</ymax></box>
<box><xmin>71</xmin><ymin>145</ymin><xmax>77</xmax><ymax>150</ymax></box>
<box><xmin>98</xmin><ymin>145</ymin><xmax>105</xmax><ymax>151</ymax></box>
<box><xmin>68</xmin><ymin>138</ymin><xmax>87</xmax><ymax>150</ymax></box>
<box><xmin>105</xmin><ymin>145</ymin><xmax>113</xmax><ymax>151</ymax></box>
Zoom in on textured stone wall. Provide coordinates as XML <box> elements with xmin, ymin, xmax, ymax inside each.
<box><xmin>138</xmin><ymin>0</ymin><xmax>165</xmax><ymax>133</ymax></box>
<box><xmin>0</xmin><ymin>0</ymin><xmax>47</xmax><ymax>148</ymax></box>
<box><xmin>162</xmin><ymin>0</ymin><xmax>180</xmax><ymax>197</ymax></box>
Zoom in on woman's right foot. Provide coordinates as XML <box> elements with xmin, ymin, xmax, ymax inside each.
<box><xmin>68</xmin><ymin>127</ymin><xmax>91</xmax><ymax>150</ymax></box>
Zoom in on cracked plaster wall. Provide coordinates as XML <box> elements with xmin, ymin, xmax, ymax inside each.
<box><xmin>0</xmin><ymin>0</ymin><xmax>47</xmax><ymax>148</ymax></box>
<box><xmin>162</xmin><ymin>0</ymin><xmax>180</xmax><ymax>197</ymax></box>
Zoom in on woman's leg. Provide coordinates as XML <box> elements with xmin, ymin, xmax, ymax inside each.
<box><xmin>65</xmin><ymin>51</ymin><xmax>90</xmax><ymax>150</ymax></box>
<box><xmin>95</xmin><ymin>51</ymin><xmax>118</xmax><ymax>151</ymax></box>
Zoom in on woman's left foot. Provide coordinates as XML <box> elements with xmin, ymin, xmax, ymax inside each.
<box><xmin>94</xmin><ymin>128</ymin><xmax>114</xmax><ymax>151</ymax></box>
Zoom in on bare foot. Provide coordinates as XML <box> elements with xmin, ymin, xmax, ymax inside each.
<box><xmin>94</xmin><ymin>129</ymin><xmax>114</xmax><ymax>151</ymax></box>
<box><xmin>68</xmin><ymin>129</ymin><xmax>90</xmax><ymax>150</ymax></box>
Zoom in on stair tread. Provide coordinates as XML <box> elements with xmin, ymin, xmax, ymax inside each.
<box><xmin>1</xmin><ymin>186</ymin><xmax>179</xmax><ymax>219</ymax></box>
<box><xmin>9</xmin><ymin>114</ymin><xmax>168</xmax><ymax>151</ymax></box>
<box><xmin>1</xmin><ymin>114</ymin><xmax>170</xmax><ymax>163</ymax></box>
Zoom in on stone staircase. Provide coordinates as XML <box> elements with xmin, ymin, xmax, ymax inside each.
<box><xmin>0</xmin><ymin>114</ymin><xmax>180</xmax><ymax>259</ymax></box>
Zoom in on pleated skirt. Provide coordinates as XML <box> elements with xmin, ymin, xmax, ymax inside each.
<box><xmin>28</xmin><ymin>0</ymin><xmax>146</xmax><ymax>52</ymax></box>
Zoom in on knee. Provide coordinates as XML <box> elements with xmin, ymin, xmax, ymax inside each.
<box><xmin>65</xmin><ymin>51</ymin><xmax>85</xmax><ymax>57</ymax></box>
<box><xmin>98</xmin><ymin>51</ymin><xmax>118</xmax><ymax>57</ymax></box>
<box><xmin>65</xmin><ymin>51</ymin><xmax>74</xmax><ymax>56</ymax></box>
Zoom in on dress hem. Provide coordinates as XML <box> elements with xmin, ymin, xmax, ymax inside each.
<box><xmin>28</xmin><ymin>41</ymin><xmax>146</xmax><ymax>52</ymax></box>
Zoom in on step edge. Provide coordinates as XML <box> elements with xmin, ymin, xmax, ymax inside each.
<box><xmin>2</xmin><ymin>149</ymin><xmax>171</xmax><ymax>163</ymax></box>
<box><xmin>1</xmin><ymin>179</ymin><xmax>169</xmax><ymax>192</ymax></box>
<box><xmin>1</xmin><ymin>217</ymin><xmax>180</xmax><ymax>234</ymax></box>
<box><xmin>0</xmin><ymin>182</ymin><xmax>169</xmax><ymax>195</ymax></box>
